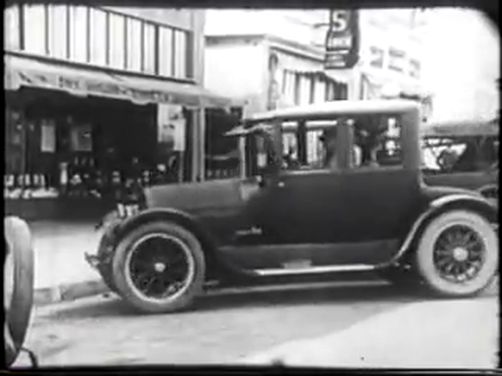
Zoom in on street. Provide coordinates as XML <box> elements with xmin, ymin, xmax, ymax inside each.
<box><xmin>13</xmin><ymin>277</ymin><xmax>498</xmax><ymax>368</ymax></box>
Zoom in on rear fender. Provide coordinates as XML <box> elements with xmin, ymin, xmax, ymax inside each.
<box><xmin>385</xmin><ymin>194</ymin><xmax>498</xmax><ymax>266</ymax></box>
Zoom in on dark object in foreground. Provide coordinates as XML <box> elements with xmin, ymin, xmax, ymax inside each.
<box><xmin>4</xmin><ymin>216</ymin><xmax>36</xmax><ymax>367</ymax></box>
<box><xmin>86</xmin><ymin>100</ymin><xmax>499</xmax><ymax>314</ymax></box>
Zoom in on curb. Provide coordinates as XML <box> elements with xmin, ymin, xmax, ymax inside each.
<box><xmin>34</xmin><ymin>279</ymin><xmax>109</xmax><ymax>306</ymax></box>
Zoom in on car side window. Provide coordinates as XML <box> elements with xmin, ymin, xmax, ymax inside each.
<box><xmin>352</xmin><ymin>116</ymin><xmax>403</xmax><ymax>169</ymax></box>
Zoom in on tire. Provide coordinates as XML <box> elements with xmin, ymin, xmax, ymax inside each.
<box><xmin>415</xmin><ymin>210</ymin><xmax>498</xmax><ymax>297</ymax></box>
<box><xmin>112</xmin><ymin>221</ymin><xmax>206</xmax><ymax>314</ymax></box>
<box><xmin>4</xmin><ymin>216</ymin><xmax>34</xmax><ymax>366</ymax></box>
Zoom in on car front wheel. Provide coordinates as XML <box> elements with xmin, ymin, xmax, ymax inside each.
<box><xmin>415</xmin><ymin>210</ymin><xmax>498</xmax><ymax>297</ymax></box>
<box><xmin>112</xmin><ymin>221</ymin><xmax>206</xmax><ymax>314</ymax></box>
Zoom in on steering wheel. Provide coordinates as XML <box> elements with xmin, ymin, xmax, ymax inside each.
<box><xmin>4</xmin><ymin>216</ymin><xmax>35</xmax><ymax>367</ymax></box>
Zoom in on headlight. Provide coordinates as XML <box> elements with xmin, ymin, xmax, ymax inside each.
<box><xmin>117</xmin><ymin>203</ymin><xmax>140</xmax><ymax>219</ymax></box>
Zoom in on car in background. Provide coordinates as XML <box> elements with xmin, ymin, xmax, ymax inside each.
<box><xmin>86</xmin><ymin>100</ymin><xmax>498</xmax><ymax>314</ymax></box>
<box><xmin>421</xmin><ymin>118</ymin><xmax>499</xmax><ymax>205</ymax></box>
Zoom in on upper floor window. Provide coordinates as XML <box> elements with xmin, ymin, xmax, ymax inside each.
<box><xmin>47</xmin><ymin>5</ymin><xmax>68</xmax><ymax>59</ymax></box>
<box><xmin>6</xmin><ymin>5</ymin><xmax>194</xmax><ymax>81</ymax></box>
<box><xmin>126</xmin><ymin>18</ymin><xmax>142</xmax><ymax>71</ymax></box>
<box><xmin>109</xmin><ymin>13</ymin><xmax>126</xmax><ymax>69</ymax></box>
<box><xmin>158</xmin><ymin>27</ymin><xmax>173</xmax><ymax>77</ymax></box>
<box><xmin>174</xmin><ymin>30</ymin><xmax>188</xmax><ymax>79</ymax></box>
<box><xmin>68</xmin><ymin>5</ymin><xmax>88</xmax><ymax>63</ymax></box>
<box><xmin>143</xmin><ymin>23</ymin><xmax>156</xmax><ymax>74</ymax></box>
<box><xmin>23</xmin><ymin>4</ymin><xmax>46</xmax><ymax>55</ymax></box>
<box><xmin>388</xmin><ymin>48</ymin><xmax>406</xmax><ymax>72</ymax></box>
<box><xmin>89</xmin><ymin>7</ymin><xmax>107</xmax><ymax>66</ymax></box>
<box><xmin>4</xmin><ymin>5</ymin><xmax>20</xmax><ymax>50</ymax></box>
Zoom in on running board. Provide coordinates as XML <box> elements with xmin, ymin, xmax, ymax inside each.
<box><xmin>252</xmin><ymin>264</ymin><xmax>377</xmax><ymax>277</ymax></box>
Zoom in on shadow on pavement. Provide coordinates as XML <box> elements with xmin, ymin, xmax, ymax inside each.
<box><xmin>35</xmin><ymin>280</ymin><xmax>443</xmax><ymax>320</ymax></box>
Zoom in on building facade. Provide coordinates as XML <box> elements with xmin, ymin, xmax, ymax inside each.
<box><xmin>204</xmin><ymin>10</ymin><xmax>352</xmax><ymax>173</ymax></box>
<box><xmin>4</xmin><ymin>4</ymin><xmax>234</xmax><ymax>220</ymax></box>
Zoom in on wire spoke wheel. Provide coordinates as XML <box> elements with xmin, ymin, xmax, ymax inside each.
<box><xmin>112</xmin><ymin>221</ymin><xmax>206</xmax><ymax>314</ymax></box>
<box><xmin>416</xmin><ymin>210</ymin><xmax>498</xmax><ymax>297</ymax></box>
<box><xmin>433</xmin><ymin>225</ymin><xmax>485</xmax><ymax>283</ymax></box>
<box><xmin>128</xmin><ymin>234</ymin><xmax>193</xmax><ymax>300</ymax></box>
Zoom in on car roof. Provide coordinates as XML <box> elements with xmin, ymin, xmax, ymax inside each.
<box><xmin>244</xmin><ymin>99</ymin><xmax>420</xmax><ymax>123</ymax></box>
<box><xmin>421</xmin><ymin>119</ymin><xmax>499</xmax><ymax>138</ymax></box>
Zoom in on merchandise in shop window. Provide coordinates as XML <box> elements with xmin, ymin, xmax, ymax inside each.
<box><xmin>59</xmin><ymin>162</ymin><xmax>69</xmax><ymax>195</ymax></box>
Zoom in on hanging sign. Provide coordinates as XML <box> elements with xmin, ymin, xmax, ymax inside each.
<box><xmin>325</xmin><ymin>10</ymin><xmax>360</xmax><ymax>69</ymax></box>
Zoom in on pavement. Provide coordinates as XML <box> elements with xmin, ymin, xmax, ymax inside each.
<box><xmin>28</xmin><ymin>221</ymin><xmax>108</xmax><ymax>306</ymax></box>
<box><xmin>11</xmin><ymin>280</ymin><xmax>498</xmax><ymax>368</ymax></box>
<box><xmin>242</xmin><ymin>296</ymin><xmax>499</xmax><ymax>369</ymax></box>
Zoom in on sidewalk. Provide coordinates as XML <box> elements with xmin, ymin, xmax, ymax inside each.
<box><xmin>29</xmin><ymin>221</ymin><xmax>108</xmax><ymax>305</ymax></box>
<box><xmin>242</xmin><ymin>297</ymin><xmax>499</xmax><ymax>369</ymax></box>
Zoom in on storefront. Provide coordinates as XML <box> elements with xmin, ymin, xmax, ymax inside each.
<box><xmin>4</xmin><ymin>52</ymin><xmax>236</xmax><ymax>221</ymax></box>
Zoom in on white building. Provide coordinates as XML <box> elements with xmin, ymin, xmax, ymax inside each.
<box><xmin>204</xmin><ymin>9</ymin><xmax>430</xmax><ymax>113</ymax></box>
<box><xmin>419</xmin><ymin>8</ymin><xmax>499</xmax><ymax>122</ymax></box>
<box><xmin>204</xmin><ymin>9</ymin><xmax>351</xmax><ymax>117</ymax></box>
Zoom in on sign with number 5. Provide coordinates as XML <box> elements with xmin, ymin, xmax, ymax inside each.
<box><xmin>325</xmin><ymin>10</ymin><xmax>360</xmax><ymax>69</ymax></box>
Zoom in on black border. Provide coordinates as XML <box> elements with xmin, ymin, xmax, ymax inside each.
<box><xmin>2</xmin><ymin>0</ymin><xmax>500</xmax><ymax>374</ymax></box>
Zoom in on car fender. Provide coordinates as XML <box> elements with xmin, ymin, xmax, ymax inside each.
<box><xmin>389</xmin><ymin>194</ymin><xmax>498</xmax><ymax>265</ymax></box>
<box><xmin>117</xmin><ymin>208</ymin><xmax>218</xmax><ymax>249</ymax></box>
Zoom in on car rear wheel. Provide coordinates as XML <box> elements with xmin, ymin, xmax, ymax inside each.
<box><xmin>4</xmin><ymin>216</ymin><xmax>35</xmax><ymax>366</ymax></box>
<box><xmin>415</xmin><ymin>210</ymin><xmax>498</xmax><ymax>297</ymax></box>
<box><xmin>112</xmin><ymin>221</ymin><xmax>206</xmax><ymax>314</ymax></box>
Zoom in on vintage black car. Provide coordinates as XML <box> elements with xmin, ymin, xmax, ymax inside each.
<box><xmin>86</xmin><ymin>100</ymin><xmax>499</xmax><ymax>314</ymax></box>
<box><xmin>421</xmin><ymin>118</ymin><xmax>499</xmax><ymax>203</ymax></box>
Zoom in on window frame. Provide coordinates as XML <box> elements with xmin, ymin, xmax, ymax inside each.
<box><xmin>8</xmin><ymin>4</ymin><xmax>194</xmax><ymax>81</ymax></box>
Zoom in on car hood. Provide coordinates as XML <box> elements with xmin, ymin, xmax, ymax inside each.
<box><xmin>143</xmin><ymin>178</ymin><xmax>244</xmax><ymax>215</ymax></box>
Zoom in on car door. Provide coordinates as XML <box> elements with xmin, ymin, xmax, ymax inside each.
<box><xmin>264</xmin><ymin>169</ymin><xmax>345</xmax><ymax>244</ymax></box>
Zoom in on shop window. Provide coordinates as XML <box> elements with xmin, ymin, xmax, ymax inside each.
<box><xmin>126</xmin><ymin>18</ymin><xmax>142</xmax><ymax>72</ymax></box>
<box><xmin>109</xmin><ymin>13</ymin><xmax>125</xmax><ymax>69</ymax></box>
<box><xmin>4</xmin><ymin>5</ymin><xmax>20</xmax><ymax>51</ymax></box>
<box><xmin>158</xmin><ymin>26</ymin><xmax>174</xmax><ymax>77</ymax></box>
<box><xmin>89</xmin><ymin>8</ymin><xmax>107</xmax><ymax>66</ymax></box>
<box><xmin>143</xmin><ymin>23</ymin><xmax>156</xmax><ymax>74</ymax></box>
<box><xmin>47</xmin><ymin>5</ymin><xmax>68</xmax><ymax>60</ymax></box>
<box><xmin>22</xmin><ymin>4</ymin><xmax>46</xmax><ymax>55</ymax></box>
<box><xmin>68</xmin><ymin>5</ymin><xmax>88</xmax><ymax>63</ymax></box>
<box><xmin>174</xmin><ymin>30</ymin><xmax>188</xmax><ymax>79</ymax></box>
